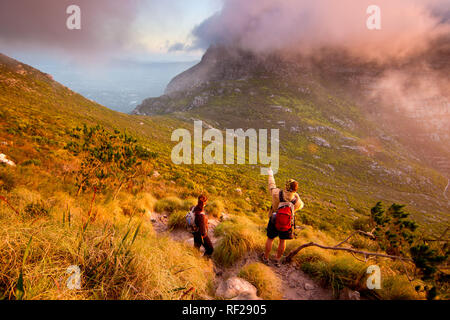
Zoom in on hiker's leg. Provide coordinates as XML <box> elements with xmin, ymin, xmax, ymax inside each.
<box><xmin>193</xmin><ymin>232</ymin><xmax>202</xmax><ymax>249</ymax></box>
<box><xmin>202</xmin><ymin>236</ymin><xmax>214</xmax><ymax>256</ymax></box>
<box><xmin>264</xmin><ymin>238</ymin><xmax>274</xmax><ymax>259</ymax></box>
<box><xmin>276</xmin><ymin>239</ymin><xmax>286</xmax><ymax>260</ymax></box>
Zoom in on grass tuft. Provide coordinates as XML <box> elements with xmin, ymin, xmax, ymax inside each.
<box><xmin>238</xmin><ymin>262</ymin><xmax>282</xmax><ymax>300</ymax></box>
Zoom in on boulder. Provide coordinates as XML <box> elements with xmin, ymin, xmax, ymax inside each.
<box><xmin>0</xmin><ymin>154</ymin><xmax>15</xmax><ymax>166</ymax></box>
<box><xmin>339</xmin><ymin>288</ymin><xmax>361</xmax><ymax>300</ymax></box>
<box><xmin>231</xmin><ymin>291</ymin><xmax>262</xmax><ymax>300</ymax></box>
<box><xmin>304</xmin><ymin>283</ymin><xmax>315</xmax><ymax>290</ymax></box>
<box><xmin>216</xmin><ymin>277</ymin><xmax>258</xmax><ymax>299</ymax></box>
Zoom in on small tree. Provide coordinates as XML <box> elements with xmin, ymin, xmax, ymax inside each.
<box><xmin>370</xmin><ymin>202</ymin><xmax>448</xmax><ymax>299</ymax></box>
<box><xmin>370</xmin><ymin>202</ymin><xmax>418</xmax><ymax>256</ymax></box>
<box><xmin>65</xmin><ymin>125</ymin><xmax>154</xmax><ymax>196</ymax></box>
<box><xmin>286</xmin><ymin>202</ymin><xmax>448</xmax><ymax>299</ymax></box>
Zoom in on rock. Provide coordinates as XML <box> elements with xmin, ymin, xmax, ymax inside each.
<box><xmin>215</xmin><ymin>277</ymin><xmax>258</xmax><ymax>299</ymax></box>
<box><xmin>304</xmin><ymin>283</ymin><xmax>315</xmax><ymax>290</ymax></box>
<box><xmin>341</xmin><ymin>145</ymin><xmax>368</xmax><ymax>154</ymax></box>
<box><xmin>192</xmin><ymin>96</ymin><xmax>208</xmax><ymax>107</ymax></box>
<box><xmin>231</xmin><ymin>291</ymin><xmax>262</xmax><ymax>300</ymax></box>
<box><xmin>0</xmin><ymin>154</ymin><xmax>15</xmax><ymax>166</ymax></box>
<box><xmin>152</xmin><ymin>171</ymin><xmax>160</xmax><ymax>178</ymax></box>
<box><xmin>339</xmin><ymin>288</ymin><xmax>361</xmax><ymax>300</ymax></box>
<box><xmin>287</xmin><ymin>273</ymin><xmax>300</xmax><ymax>288</ymax></box>
<box><xmin>148</xmin><ymin>212</ymin><xmax>157</xmax><ymax>222</ymax></box>
<box><xmin>220</xmin><ymin>213</ymin><xmax>230</xmax><ymax>221</ymax></box>
<box><xmin>312</xmin><ymin>137</ymin><xmax>331</xmax><ymax>148</ymax></box>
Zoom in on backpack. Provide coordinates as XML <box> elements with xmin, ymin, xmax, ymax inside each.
<box><xmin>274</xmin><ymin>190</ymin><xmax>298</xmax><ymax>232</ymax></box>
<box><xmin>185</xmin><ymin>207</ymin><xmax>204</xmax><ymax>232</ymax></box>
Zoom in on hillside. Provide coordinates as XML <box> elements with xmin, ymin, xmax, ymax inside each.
<box><xmin>135</xmin><ymin>46</ymin><xmax>450</xmax><ymax>233</ymax></box>
<box><xmin>0</xmin><ymin>52</ymin><xmax>448</xmax><ymax>300</ymax></box>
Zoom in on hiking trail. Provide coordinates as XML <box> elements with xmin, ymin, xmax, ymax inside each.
<box><xmin>149</xmin><ymin>212</ymin><xmax>334</xmax><ymax>300</ymax></box>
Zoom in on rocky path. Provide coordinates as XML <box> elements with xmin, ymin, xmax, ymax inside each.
<box><xmin>273</xmin><ymin>263</ymin><xmax>334</xmax><ymax>300</ymax></box>
<box><xmin>149</xmin><ymin>212</ymin><xmax>334</xmax><ymax>300</ymax></box>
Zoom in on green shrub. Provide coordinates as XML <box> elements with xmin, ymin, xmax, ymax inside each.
<box><xmin>21</xmin><ymin>159</ymin><xmax>42</xmax><ymax>167</ymax></box>
<box><xmin>206</xmin><ymin>199</ymin><xmax>224</xmax><ymax>219</ymax></box>
<box><xmin>378</xmin><ymin>275</ymin><xmax>420</xmax><ymax>300</ymax></box>
<box><xmin>352</xmin><ymin>217</ymin><xmax>370</xmax><ymax>232</ymax></box>
<box><xmin>300</xmin><ymin>255</ymin><xmax>367</xmax><ymax>298</ymax></box>
<box><xmin>213</xmin><ymin>217</ymin><xmax>264</xmax><ymax>267</ymax></box>
<box><xmin>168</xmin><ymin>210</ymin><xmax>187</xmax><ymax>229</ymax></box>
<box><xmin>238</xmin><ymin>262</ymin><xmax>282</xmax><ymax>300</ymax></box>
<box><xmin>154</xmin><ymin>196</ymin><xmax>183</xmax><ymax>214</ymax></box>
<box><xmin>182</xmin><ymin>197</ymin><xmax>197</xmax><ymax>211</ymax></box>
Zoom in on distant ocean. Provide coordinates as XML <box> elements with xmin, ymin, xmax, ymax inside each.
<box><xmin>25</xmin><ymin>58</ymin><xmax>198</xmax><ymax>114</ymax></box>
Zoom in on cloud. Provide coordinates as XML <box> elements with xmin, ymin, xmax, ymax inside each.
<box><xmin>192</xmin><ymin>0</ymin><xmax>450</xmax><ymax>61</ymax></box>
<box><xmin>0</xmin><ymin>0</ymin><xmax>141</xmax><ymax>60</ymax></box>
<box><xmin>168</xmin><ymin>42</ymin><xmax>187</xmax><ymax>52</ymax></box>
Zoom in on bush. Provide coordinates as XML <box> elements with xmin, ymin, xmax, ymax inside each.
<box><xmin>238</xmin><ymin>262</ymin><xmax>282</xmax><ymax>300</ymax></box>
<box><xmin>213</xmin><ymin>217</ymin><xmax>264</xmax><ymax>267</ymax></box>
<box><xmin>23</xmin><ymin>201</ymin><xmax>49</xmax><ymax>218</ymax></box>
<box><xmin>206</xmin><ymin>199</ymin><xmax>224</xmax><ymax>219</ymax></box>
<box><xmin>154</xmin><ymin>196</ymin><xmax>183</xmax><ymax>214</ymax></box>
<box><xmin>168</xmin><ymin>210</ymin><xmax>187</xmax><ymax>229</ymax></box>
<box><xmin>182</xmin><ymin>197</ymin><xmax>197</xmax><ymax>211</ymax></box>
<box><xmin>352</xmin><ymin>217</ymin><xmax>370</xmax><ymax>232</ymax></box>
<box><xmin>0</xmin><ymin>170</ymin><xmax>15</xmax><ymax>192</ymax></box>
<box><xmin>378</xmin><ymin>275</ymin><xmax>421</xmax><ymax>300</ymax></box>
<box><xmin>300</xmin><ymin>255</ymin><xmax>367</xmax><ymax>298</ymax></box>
<box><xmin>21</xmin><ymin>159</ymin><xmax>41</xmax><ymax>167</ymax></box>
<box><xmin>135</xmin><ymin>193</ymin><xmax>156</xmax><ymax>213</ymax></box>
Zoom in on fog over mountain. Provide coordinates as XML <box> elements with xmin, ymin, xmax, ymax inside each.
<box><xmin>192</xmin><ymin>0</ymin><xmax>450</xmax><ymax>62</ymax></box>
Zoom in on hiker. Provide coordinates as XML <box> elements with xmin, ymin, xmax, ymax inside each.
<box><xmin>189</xmin><ymin>194</ymin><xmax>214</xmax><ymax>257</ymax></box>
<box><xmin>262</xmin><ymin>168</ymin><xmax>304</xmax><ymax>266</ymax></box>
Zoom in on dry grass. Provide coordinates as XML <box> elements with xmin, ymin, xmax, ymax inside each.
<box><xmin>378</xmin><ymin>275</ymin><xmax>422</xmax><ymax>300</ymax></box>
<box><xmin>168</xmin><ymin>210</ymin><xmax>188</xmax><ymax>229</ymax></box>
<box><xmin>213</xmin><ymin>216</ymin><xmax>265</xmax><ymax>267</ymax></box>
<box><xmin>154</xmin><ymin>196</ymin><xmax>184</xmax><ymax>214</ymax></box>
<box><xmin>206</xmin><ymin>199</ymin><xmax>224</xmax><ymax>219</ymax></box>
<box><xmin>0</xmin><ymin>189</ymin><xmax>213</xmax><ymax>300</ymax></box>
<box><xmin>238</xmin><ymin>262</ymin><xmax>282</xmax><ymax>300</ymax></box>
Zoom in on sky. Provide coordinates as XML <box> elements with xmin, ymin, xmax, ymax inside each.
<box><xmin>0</xmin><ymin>0</ymin><xmax>448</xmax><ymax>115</ymax></box>
<box><xmin>0</xmin><ymin>0</ymin><xmax>223</xmax><ymax>66</ymax></box>
<box><xmin>1</xmin><ymin>0</ymin><xmax>448</xmax><ymax>66</ymax></box>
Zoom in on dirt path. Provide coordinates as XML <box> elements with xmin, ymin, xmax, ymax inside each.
<box><xmin>149</xmin><ymin>212</ymin><xmax>334</xmax><ymax>300</ymax></box>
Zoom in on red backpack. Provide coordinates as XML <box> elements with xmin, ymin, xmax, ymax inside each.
<box><xmin>274</xmin><ymin>190</ymin><xmax>298</xmax><ymax>232</ymax></box>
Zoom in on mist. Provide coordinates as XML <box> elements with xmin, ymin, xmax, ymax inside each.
<box><xmin>193</xmin><ymin>0</ymin><xmax>450</xmax><ymax>62</ymax></box>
